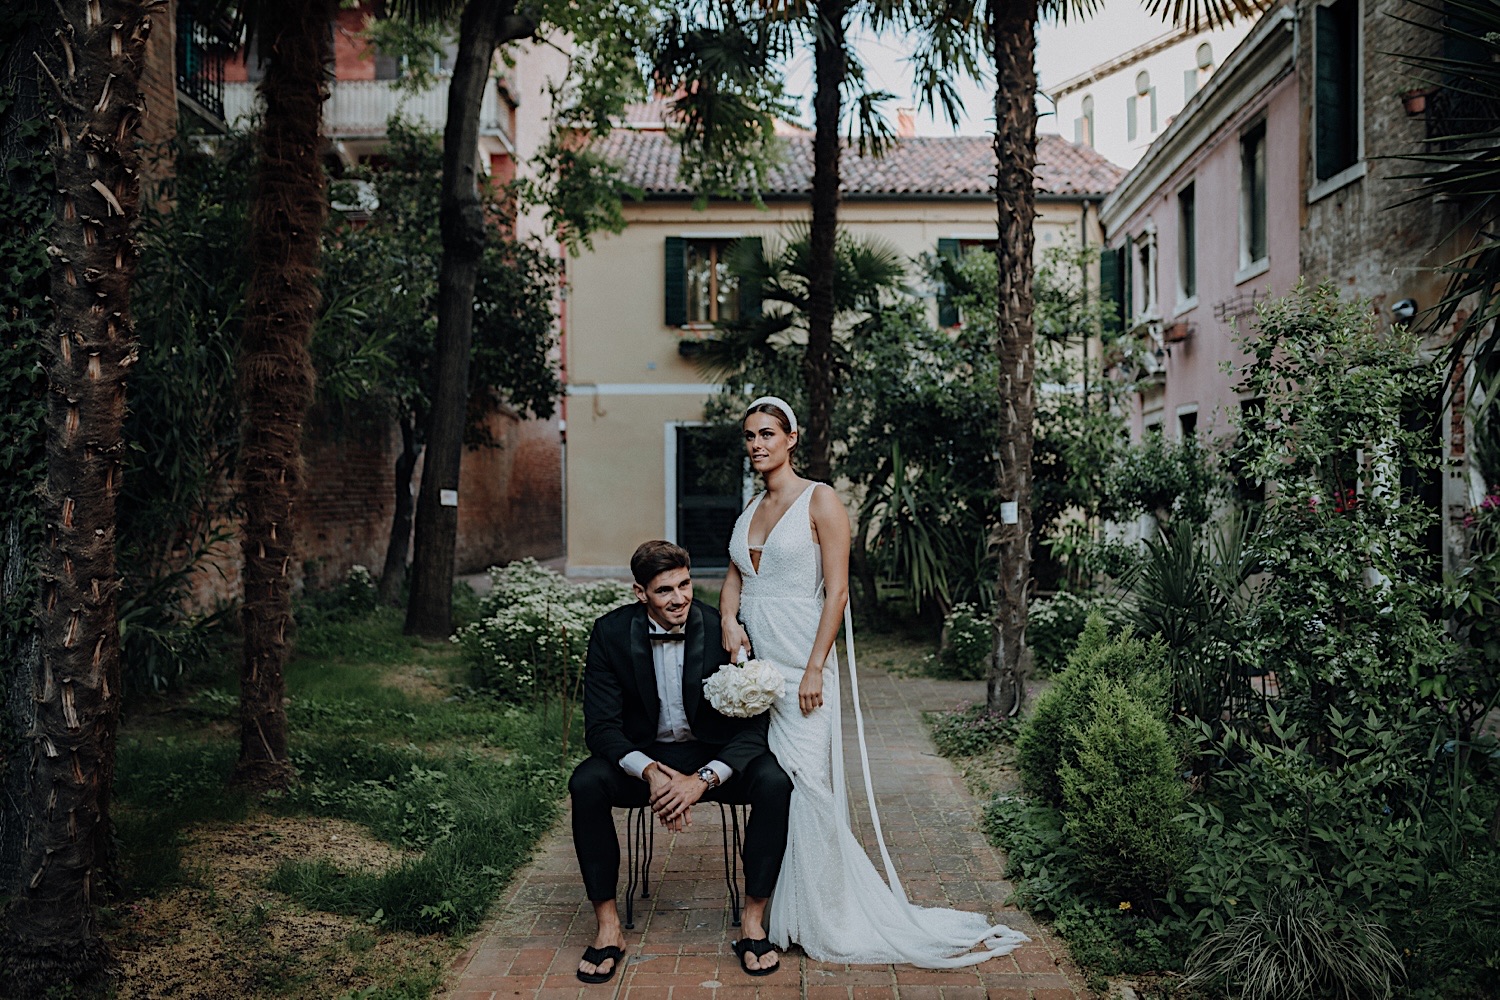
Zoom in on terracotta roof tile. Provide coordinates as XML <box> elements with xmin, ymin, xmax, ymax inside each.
<box><xmin>597</xmin><ymin>130</ymin><xmax>1124</xmax><ymax>199</ymax></box>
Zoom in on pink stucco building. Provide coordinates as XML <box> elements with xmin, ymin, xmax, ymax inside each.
<box><xmin>1099</xmin><ymin>5</ymin><xmax>1299</xmax><ymax>444</ymax></box>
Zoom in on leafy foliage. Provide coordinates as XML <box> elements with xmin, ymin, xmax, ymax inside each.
<box><xmin>926</xmin><ymin>701</ymin><xmax>1018</xmax><ymax>757</ymax></box>
<box><xmin>1105</xmin><ymin>431</ymin><xmax>1220</xmax><ymax>526</ymax></box>
<box><xmin>1025</xmin><ymin>590</ymin><xmax>1127</xmax><ymax>678</ymax></box>
<box><xmin>933</xmin><ymin>602</ymin><xmax>991</xmax><ymax>681</ymax></box>
<box><xmin>1231</xmin><ymin>285</ymin><xmax>1454</xmax><ymax>727</ymax></box>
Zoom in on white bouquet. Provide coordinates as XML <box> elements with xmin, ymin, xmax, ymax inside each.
<box><xmin>703</xmin><ymin>651</ymin><xmax>785</xmax><ymax>718</ymax></box>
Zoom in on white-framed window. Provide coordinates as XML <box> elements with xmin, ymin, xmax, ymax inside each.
<box><xmin>1133</xmin><ymin>224</ymin><xmax>1159</xmax><ymax>323</ymax></box>
<box><xmin>1312</xmin><ymin>0</ymin><xmax>1363</xmax><ymax>189</ymax></box>
<box><xmin>1127</xmin><ymin>71</ymin><xmax>1158</xmax><ymax>143</ymax></box>
<box><xmin>1185</xmin><ymin>42</ymin><xmax>1214</xmax><ymax>101</ymax></box>
<box><xmin>663</xmin><ymin>421</ymin><xmax>749</xmax><ymax>568</ymax></box>
<box><xmin>1075</xmin><ymin>94</ymin><xmax>1095</xmax><ymax>147</ymax></box>
<box><xmin>1177</xmin><ymin>180</ymin><xmax>1197</xmax><ymax>305</ymax></box>
<box><xmin>1239</xmin><ymin>119</ymin><xmax>1269</xmax><ymax>275</ymax></box>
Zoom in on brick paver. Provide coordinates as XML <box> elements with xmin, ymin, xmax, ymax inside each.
<box><xmin>442</xmin><ymin>664</ymin><xmax>1086</xmax><ymax>999</ymax></box>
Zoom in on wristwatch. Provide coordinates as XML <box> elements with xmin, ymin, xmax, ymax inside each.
<box><xmin>695</xmin><ymin>766</ymin><xmax>721</xmax><ymax>789</ymax></box>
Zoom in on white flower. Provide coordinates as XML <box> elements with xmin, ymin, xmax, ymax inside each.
<box><xmin>702</xmin><ymin>659</ymin><xmax>785</xmax><ymax>718</ymax></box>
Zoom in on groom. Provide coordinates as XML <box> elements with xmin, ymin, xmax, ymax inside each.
<box><xmin>569</xmin><ymin>540</ymin><xmax>792</xmax><ymax>983</ymax></box>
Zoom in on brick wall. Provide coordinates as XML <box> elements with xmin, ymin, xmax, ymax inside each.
<box><xmin>454</xmin><ymin>409</ymin><xmax>565</xmax><ymax>573</ymax></box>
<box><xmin>138</xmin><ymin>2</ymin><xmax>179</xmax><ymax>159</ymax></box>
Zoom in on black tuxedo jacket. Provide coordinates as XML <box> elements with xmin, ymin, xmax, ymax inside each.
<box><xmin>582</xmin><ymin>599</ymin><xmax>771</xmax><ymax>774</ymax></box>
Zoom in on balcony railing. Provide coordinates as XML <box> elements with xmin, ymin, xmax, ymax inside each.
<box><xmin>223</xmin><ymin>79</ymin><xmax>508</xmax><ymax>139</ymax></box>
<box><xmin>175</xmin><ymin>9</ymin><xmax>226</xmax><ymax>122</ymax></box>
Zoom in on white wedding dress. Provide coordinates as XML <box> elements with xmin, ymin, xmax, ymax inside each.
<box><xmin>729</xmin><ymin>482</ymin><xmax>1029</xmax><ymax>967</ymax></box>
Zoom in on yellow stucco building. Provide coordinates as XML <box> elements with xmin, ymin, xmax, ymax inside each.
<box><xmin>563</xmin><ymin>123</ymin><xmax>1124</xmax><ymax>577</ymax></box>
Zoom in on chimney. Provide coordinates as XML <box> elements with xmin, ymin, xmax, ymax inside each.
<box><xmin>896</xmin><ymin>107</ymin><xmax>916</xmax><ymax>139</ymax></box>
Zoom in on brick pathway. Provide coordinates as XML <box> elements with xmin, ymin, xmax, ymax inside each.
<box><xmin>442</xmin><ymin>664</ymin><xmax>1086</xmax><ymax>1000</ymax></box>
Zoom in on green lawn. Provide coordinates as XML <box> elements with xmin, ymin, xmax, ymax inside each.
<box><xmin>109</xmin><ymin>606</ymin><xmax>574</xmax><ymax>998</ymax></box>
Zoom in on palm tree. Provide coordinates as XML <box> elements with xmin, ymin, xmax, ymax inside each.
<box><xmin>232</xmin><ymin>0</ymin><xmax>342</xmax><ymax>789</ymax></box>
<box><xmin>657</xmin><ymin>1</ymin><xmax>981</xmax><ymax>483</ymax></box>
<box><xmin>977</xmin><ymin>0</ymin><xmax>1255</xmax><ymax>715</ymax></box>
<box><xmin>1</xmin><ymin>0</ymin><xmax>151</xmax><ymax>989</ymax></box>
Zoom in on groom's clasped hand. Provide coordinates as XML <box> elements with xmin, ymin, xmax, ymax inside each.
<box><xmin>643</xmin><ymin>761</ymin><xmax>701</xmax><ymax>832</ymax></box>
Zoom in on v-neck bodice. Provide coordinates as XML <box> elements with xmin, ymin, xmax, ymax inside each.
<box><xmin>729</xmin><ymin>482</ymin><xmax>823</xmax><ymax>598</ymax></box>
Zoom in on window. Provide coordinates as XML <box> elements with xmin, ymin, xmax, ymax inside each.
<box><xmin>1127</xmin><ymin>71</ymin><xmax>1157</xmax><ymax>142</ymax></box>
<box><xmin>936</xmin><ymin>237</ymin><xmax>998</xmax><ymax>326</ymax></box>
<box><xmin>1314</xmin><ymin>0</ymin><xmax>1361</xmax><ymax>181</ymax></box>
<box><xmin>1179</xmin><ymin>409</ymin><xmax>1199</xmax><ymax>439</ymax></box>
<box><xmin>1075</xmin><ymin>94</ymin><xmax>1095</xmax><ymax>147</ymax></box>
<box><xmin>664</xmin><ymin>237</ymin><xmax>760</xmax><ymax>327</ymax></box>
<box><xmin>1178</xmin><ymin>182</ymin><xmax>1197</xmax><ymax>302</ymax></box>
<box><xmin>1134</xmin><ymin>228</ymin><xmax>1159</xmax><ymax>322</ymax></box>
<box><xmin>1185</xmin><ymin>42</ymin><xmax>1214</xmax><ymax>101</ymax></box>
<box><xmin>1239</xmin><ymin>121</ymin><xmax>1268</xmax><ymax>269</ymax></box>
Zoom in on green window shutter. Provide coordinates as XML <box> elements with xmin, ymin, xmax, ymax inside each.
<box><xmin>735</xmin><ymin>237</ymin><xmax>762</xmax><ymax>319</ymax></box>
<box><xmin>664</xmin><ymin>236</ymin><xmax>686</xmax><ymax>327</ymax></box>
<box><xmin>1149</xmin><ymin>87</ymin><xmax>1158</xmax><ymax>132</ymax></box>
<box><xmin>1184</xmin><ymin>69</ymin><xmax>1198</xmax><ymax>102</ymax></box>
<box><xmin>1126</xmin><ymin>97</ymin><xmax>1138</xmax><ymax>142</ymax></box>
<box><xmin>936</xmin><ymin>237</ymin><xmax>960</xmax><ymax>327</ymax></box>
<box><xmin>1099</xmin><ymin>246</ymin><xmax>1124</xmax><ymax>335</ymax></box>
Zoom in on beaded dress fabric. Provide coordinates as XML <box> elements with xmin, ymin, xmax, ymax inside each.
<box><xmin>729</xmin><ymin>482</ymin><xmax>1029</xmax><ymax>966</ymax></box>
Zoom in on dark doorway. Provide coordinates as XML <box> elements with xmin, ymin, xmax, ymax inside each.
<box><xmin>675</xmin><ymin>425</ymin><xmax>744</xmax><ymax>570</ymax></box>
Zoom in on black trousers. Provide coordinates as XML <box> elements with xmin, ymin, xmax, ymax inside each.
<box><xmin>568</xmin><ymin>742</ymin><xmax>793</xmax><ymax>902</ymax></box>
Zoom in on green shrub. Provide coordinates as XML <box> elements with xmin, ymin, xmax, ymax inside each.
<box><xmin>1406</xmin><ymin>852</ymin><xmax>1500</xmax><ymax>998</ymax></box>
<box><xmin>1026</xmin><ymin>590</ymin><xmax>1126</xmax><ymax>677</ymax></box>
<box><xmin>454</xmin><ymin>559</ymin><xmax>632</xmax><ymax>703</ymax></box>
<box><xmin>1015</xmin><ymin>613</ymin><xmax>1166</xmax><ymax>805</ymax></box>
<box><xmin>1059</xmin><ymin>680</ymin><xmax>1188</xmax><ymax>901</ymax></box>
<box><xmin>933</xmin><ymin>602</ymin><xmax>990</xmax><ymax>680</ymax></box>
<box><xmin>1185</xmin><ymin>886</ymin><xmax>1403</xmax><ymax>1000</ymax></box>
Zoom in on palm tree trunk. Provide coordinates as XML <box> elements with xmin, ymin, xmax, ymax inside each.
<box><xmin>234</xmin><ymin>0</ymin><xmax>337</xmax><ymax>790</ymax></box>
<box><xmin>405</xmin><ymin>0</ymin><xmax>533</xmax><ymax>638</ymax></box>
<box><xmin>987</xmin><ymin>0</ymin><xmax>1040</xmax><ymax>716</ymax></box>
<box><xmin>1</xmin><ymin>1</ymin><xmax>150</xmax><ymax>989</ymax></box>
<box><xmin>802</xmin><ymin>0</ymin><xmax>847</xmax><ymax>484</ymax></box>
<box><xmin>378</xmin><ymin>416</ymin><xmax>421</xmax><ymax>605</ymax></box>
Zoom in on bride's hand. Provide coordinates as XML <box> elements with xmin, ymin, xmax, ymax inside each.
<box><xmin>722</xmin><ymin>620</ymin><xmax>752</xmax><ymax>660</ymax></box>
<box><xmin>798</xmin><ymin>667</ymin><xmax>824</xmax><ymax>715</ymax></box>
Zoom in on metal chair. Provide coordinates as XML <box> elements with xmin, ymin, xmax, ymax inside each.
<box><xmin>622</xmin><ymin>802</ymin><xmax>746</xmax><ymax>929</ymax></box>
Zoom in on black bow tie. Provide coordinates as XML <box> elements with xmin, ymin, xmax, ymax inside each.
<box><xmin>649</xmin><ymin>631</ymin><xmax>686</xmax><ymax>642</ymax></box>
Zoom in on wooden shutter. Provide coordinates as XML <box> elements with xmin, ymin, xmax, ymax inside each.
<box><xmin>1149</xmin><ymin>87</ymin><xmax>1158</xmax><ymax>132</ymax></box>
<box><xmin>1126</xmin><ymin>97</ymin><xmax>1138</xmax><ymax>142</ymax></box>
<box><xmin>936</xmin><ymin>238</ymin><xmax>960</xmax><ymax>327</ymax></box>
<box><xmin>735</xmin><ymin>237</ymin><xmax>762</xmax><ymax>319</ymax></box>
<box><xmin>1100</xmin><ymin>245</ymin><xmax>1125</xmax><ymax>335</ymax></box>
<box><xmin>664</xmin><ymin>236</ymin><xmax>686</xmax><ymax>327</ymax></box>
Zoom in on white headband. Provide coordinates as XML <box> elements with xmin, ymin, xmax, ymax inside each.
<box><xmin>745</xmin><ymin>396</ymin><xmax>798</xmax><ymax>433</ymax></box>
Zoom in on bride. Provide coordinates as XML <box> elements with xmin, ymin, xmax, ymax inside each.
<box><xmin>718</xmin><ymin>396</ymin><xmax>1030</xmax><ymax>969</ymax></box>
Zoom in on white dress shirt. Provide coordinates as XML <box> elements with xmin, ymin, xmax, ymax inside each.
<box><xmin>618</xmin><ymin>619</ymin><xmax>733</xmax><ymax>785</ymax></box>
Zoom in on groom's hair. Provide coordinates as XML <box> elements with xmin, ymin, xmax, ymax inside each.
<box><xmin>630</xmin><ymin>540</ymin><xmax>691</xmax><ymax>587</ymax></box>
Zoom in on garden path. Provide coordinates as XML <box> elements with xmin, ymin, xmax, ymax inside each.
<box><xmin>442</xmin><ymin>663</ymin><xmax>1087</xmax><ymax>1000</ymax></box>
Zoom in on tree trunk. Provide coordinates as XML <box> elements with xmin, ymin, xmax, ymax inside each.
<box><xmin>987</xmin><ymin>0</ymin><xmax>1040</xmax><ymax>717</ymax></box>
<box><xmin>1</xmin><ymin>1</ymin><xmax>150</xmax><ymax>989</ymax></box>
<box><xmin>801</xmin><ymin>0</ymin><xmax>847</xmax><ymax>484</ymax></box>
<box><xmin>234</xmin><ymin>0</ymin><xmax>337</xmax><ymax>790</ymax></box>
<box><xmin>405</xmin><ymin>0</ymin><xmax>532</xmax><ymax>638</ymax></box>
<box><xmin>378</xmin><ymin>416</ymin><xmax>421</xmax><ymax>605</ymax></box>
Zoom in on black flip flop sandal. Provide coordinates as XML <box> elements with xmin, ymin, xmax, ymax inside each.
<box><xmin>576</xmin><ymin>944</ymin><xmax>625</xmax><ymax>984</ymax></box>
<box><xmin>731</xmin><ymin>937</ymin><xmax>780</xmax><ymax>977</ymax></box>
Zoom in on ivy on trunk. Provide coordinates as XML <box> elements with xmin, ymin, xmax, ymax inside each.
<box><xmin>1</xmin><ymin>0</ymin><xmax>150</xmax><ymax>989</ymax></box>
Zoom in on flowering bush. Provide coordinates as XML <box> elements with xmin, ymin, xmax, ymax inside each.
<box><xmin>1027</xmin><ymin>590</ymin><xmax>1127</xmax><ymax>678</ymax></box>
<box><xmin>455</xmin><ymin>559</ymin><xmax>632</xmax><ymax>704</ymax></box>
<box><xmin>933</xmin><ymin>602</ymin><xmax>991</xmax><ymax>680</ymax></box>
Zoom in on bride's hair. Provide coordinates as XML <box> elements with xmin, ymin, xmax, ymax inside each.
<box><xmin>743</xmin><ymin>402</ymin><xmax>796</xmax><ymax>452</ymax></box>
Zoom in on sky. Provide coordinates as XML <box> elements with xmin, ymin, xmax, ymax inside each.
<box><xmin>779</xmin><ymin>7</ymin><xmax>1184</xmax><ymax>137</ymax></box>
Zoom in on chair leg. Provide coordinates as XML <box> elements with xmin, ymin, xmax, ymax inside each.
<box><xmin>718</xmin><ymin>802</ymin><xmax>743</xmax><ymax>927</ymax></box>
<box><xmin>623</xmin><ymin>807</ymin><xmax>646</xmax><ymax>929</ymax></box>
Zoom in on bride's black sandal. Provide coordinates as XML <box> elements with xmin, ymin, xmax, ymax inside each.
<box><xmin>576</xmin><ymin>944</ymin><xmax>625</xmax><ymax>984</ymax></box>
<box><xmin>731</xmin><ymin>937</ymin><xmax>780</xmax><ymax>977</ymax></box>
